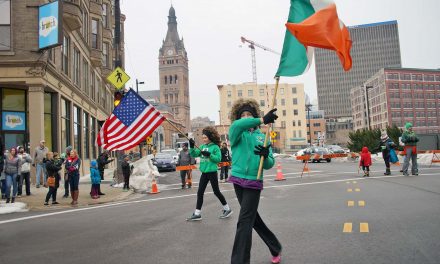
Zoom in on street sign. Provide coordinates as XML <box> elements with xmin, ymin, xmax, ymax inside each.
<box><xmin>107</xmin><ymin>67</ymin><xmax>130</xmax><ymax>90</ymax></box>
<box><xmin>270</xmin><ymin>131</ymin><xmax>277</xmax><ymax>139</ymax></box>
<box><xmin>146</xmin><ymin>135</ymin><xmax>153</xmax><ymax>144</ymax></box>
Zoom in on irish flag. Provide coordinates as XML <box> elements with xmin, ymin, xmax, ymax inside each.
<box><xmin>276</xmin><ymin>0</ymin><xmax>352</xmax><ymax>77</ymax></box>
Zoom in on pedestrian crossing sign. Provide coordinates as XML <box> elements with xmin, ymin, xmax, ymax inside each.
<box><xmin>107</xmin><ymin>67</ymin><xmax>130</xmax><ymax>90</ymax></box>
<box><xmin>270</xmin><ymin>131</ymin><xmax>277</xmax><ymax>139</ymax></box>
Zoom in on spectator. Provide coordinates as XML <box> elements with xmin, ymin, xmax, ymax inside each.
<box><xmin>359</xmin><ymin>146</ymin><xmax>372</xmax><ymax>177</ymax></box>
<box><xmin>17</xmin><ymin>146</ymin><xmax>33</xmax><ymax>197</ymax></box>
<box><xmin>378</xmin><ymin>131</ymin><xmax>395</xmax><ymax>175</ymax></box>
<box><xmin>1</xmin><ymin>149</ymin><xmax>5</xmax><ymax>200</ymax></box>
<box><xmin>220</xmin><ymin>142</ymin><xmax>231</xmax><ymax>183</ymax></box>
<box><xmin>401</xmin><ymin>122</ymin><xmax>419</xmax><ymax>176</ymax></box>
<box><xmin>177</xmin><ymin>143</ymin><xmax>192</xmax><ymax>189</ymax></box>
<box><xmin>62</xmin><ymin>146</ymin><xmax>72</xmax><ymax>198</ymax></box>
<box><xmin>97</xmin><ymin>150</ymin><xmax>114</xmax><ymax>195</ymax></box>
<box><xmin>44</xmin><ymin>152</ymin><xmax>63</xmax><ymax>205</ymax></box>
<box><xmin>34</xmin><ymin>140</ymin><xmax>48</xmax><ymax>188</ymax></box>
<box><xmin>90</xmin><ymin>160</ymin><xmax>101</xmax><ymax>199</ymax></box>
<box><xmin>66</xmin><ymin>149</ymin><xmax>81</xmax><ymax>206</ymax></box>
<box><xmin>121</xmin><ymin>155</ymin><xmax>132</xmax><ymax>191</ymax></box>
<box><xmin>4</xmin><ymin>147</ymin><xmax>21</xmax><ymax>203</ymax></box>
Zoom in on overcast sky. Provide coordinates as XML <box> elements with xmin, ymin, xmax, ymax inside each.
<box><xmin>121</xmin><ymin>0</ymin><xmax>440</xmax><ymax>123</ymax></box>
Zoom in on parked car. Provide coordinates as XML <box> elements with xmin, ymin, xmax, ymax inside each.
<box><xmin>153</xmin><ymin>153</ymin><xmax>176</xmax><ymax>172</ymax></box>
<box><xmin>326</xmin><ymin>145</ymin><xmax>346</xmax><ymax>154</ymax></box>
<box><xmin>161</xmin><ymin>149</ymin><xmax>179</xmax><ymax>161</ymax></box>
<box><xmin>303</xmin><ymin>147</ymin><xmax>332</xmax><ymax>163</ymax></box>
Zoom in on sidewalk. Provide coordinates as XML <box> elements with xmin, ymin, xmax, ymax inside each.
<box><xmin>0</xmin><ymin>169</ymin><xmax>138</xmax><ymax>213</ymax></box>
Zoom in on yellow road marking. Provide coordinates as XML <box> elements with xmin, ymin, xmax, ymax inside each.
<box><xmin>360</xmin><ymin>223</ymin><xmax>369</xmax><ymax>233</ymax></box>
<box><xmin>358</xmin><ymin>200</ymin><xmax>365</xmax><ymax>207</ymax></box>
<box><xmin>347</xmin><ymin>188</ymin><xmax>353</xmax><ymax>192</ymax></box>
<box><xmin>343</xmin><ymin>223</ymin><xmax>352</xmax><ymax>233</ymax></box>
<box><xmin>355</xmin><ymin>188</ymin><xmax>361</xmax><ymax>192</ymax></box>
<box><xmin>347</xmin><ymin>201</ymin><xmax>354</xmax><ymax>207</ymax></box>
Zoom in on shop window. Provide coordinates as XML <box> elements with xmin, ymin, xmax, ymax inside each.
<box><xmin>83</xmin><ymin>112</ymin><xmax>89</xmax><ymax>159</ymax></box>
<box><xmin>44</xmin><ymin>93</ymin><xmax>56</xmax><ymax>151</ymax></box>
<box><xmin>90</xmin><ymin>116</ymin><xmax>96</xmax><ymax>158</ymax></box>
<box><xmin>3</xmin><ymin>89</ymin><xmax>25</xmax><ymax>111</ymax></box>
<box><xmin>61</xmin><ymin>36</ymin><xmax>70</xmax><ymax>75</ymax></box>
<box><xmin>61</xmin><ymin>98</ymin><xmax>71</xmax><ymax>152</ymax></box>
<box><xmin>73</xmin><ymin>106</ymin><xmax>81</xmax><ymax>157</ymax></box>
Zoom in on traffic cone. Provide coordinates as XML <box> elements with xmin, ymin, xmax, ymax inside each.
<box><xmin>148</xmin><ymin>178</ymin><xmax>160</xmax><ymax>194</ymax></box>
<box><xmin>303</xmin><ymin>162</ymin><xmax>310</xmax><ymax>173</ymax></box>
<box><xmin>275</xmin><ymin>163</ymin><xmax>286</xmax><ymax>181</ymax></box>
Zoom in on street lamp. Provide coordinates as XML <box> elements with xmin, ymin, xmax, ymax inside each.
<box><xmin>136</xmin><ymin>79</ymin><xmax>145</xmax><ymax>93</ymax></box>
<box><xmin>305</xmin><ymin>103</ymin><xmax>313</xmax><ymax>146</ymax></box>
<box><xmin>364</xmin><ymin>85</ymin><xmax>373</xmax><ymax>130</ymax></box>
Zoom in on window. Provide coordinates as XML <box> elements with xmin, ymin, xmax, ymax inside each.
<box><xmin>281</xmin><ymin>99</ymin><xmax>285</xmax><ymax>106</ymax></box>
<box><xmin>292</xmin><ymin>87</ymin><xmax>297</xmax><ymax>94</ymax></box>
<box><xmin>227</xmin><ymin>101</ymin><xmax>231</xmax><ymax>107</ymax></box>
<box><xmin>280</xmin><ymin>88</ymin><xmax>284</xmax><ymax>95</ymax></box>
<box><xmin>293</xmin><ymin>109</ymin><xmax>298</xmax><ymax>116</ymax></box>
<box><xmin>101</xmin><ymin>87</ymin><xmax>106</xmax><ymax>107</ymax></box>
<box><xmin>292</xmin><ymin>98</ymin><xmax>298</xmax><ymax>105</ymax></box>
<box><xmin>238</xmin><ymin>90</ymin><xmax>242</xmax><ymax>97</ymax></box>
<box><xmin>102</xmin><ymin>42</ymin><xmax>109</xmax><ymax>67</ymax></box>
<box><xmin>227</xmin><ymin>90</ymin><xmax>231</xmax><ymax>97</ymax></box>
<box><xmin>102</xmin><ymin>4</ymin><xmax>108</xmax><ymax>28</ymax></box>
<box><xmin>259</xmin><ymin>89</ymin><xmax>264</xmax><ymax>96</ymax></box>
<box><xmin>164</xmin><ymin>76</ymin><xmax>167</xmax><ymax>84</ymax></box>
<box><xmin>292</xmin><ymin>121</ymin><xmax>296</xmax><ymax>126</ymax></box>
<box><xmin>83</xmin><ymin>59</ymin><xmax>89</xmax><ymax>94</ymax></box>
<box><xmin>90</xmin><ymin>116</ymin><xmax>97</xmax><ymax>158</ymax></box>
<box><xmin>44</xmin><ymin>93</ymin><xmax>55</xmax><ymax>151</ymax></box>
<box><xmin>83</xmin><ymin>112</ymin><xmax>89</xmax><ymax>159</ymax></box>
<box><xmin>175</xmin><ymin>75</ymin><xmax>178</xmax><ymax>84</ymax></box>
<box><xmin>73</xmin><ymin>106</ymin><xmax>82</xmax><ymax>156</ymax></box>
<box><xmin>73</xmin><ymin>48</ymin><xmax>81</xmax><ymax>86</ymax></box>
<box><xmin>281</xmin><ymin>121</ymin><xmax>286</xmax><ymax>128</ymax></box>
<box><xmin>91</xmin><ymin>19</ymin><xmax>99</xmax><ymax>49</ymax></box>
<box><xmin>61</xmin><ymin>36</ymin><xmax>70</xmax><ymax>75</ymax></box>
<box><xmin>169</xmin><ymin>75</ymin><xmax>173</xmax><ymax>83</ymax></box>
<box><xmin>91</xmin><ymin>71</ymin><xmax>96</xmax><ymax>101</ymax></box>
<box><xmin>282</xmin><ymin>110</ymin><xmax>286</xmax><ymax>116</ymax></box>
<box><xmin>298</xmin><ymin>120</ymin><xmax>302</xmax><ymax>126</ymax></box>
<box><xmin>0</xmin><ymin>0</ymin><xmax>11</xmax><ymax>50</ymax></box>
<box><xmin>260</xmin><ymin>100</ymin><xmax>265</xmax><ymax>107</ymax></box>
<box><xmin>61</xmin><ymin>98</ymin><xmax>71</xmax><ymax>152</ymax></box>
<box><xmin>248</xmin><ymin>90</ymin><xmax>253</xmax><ymax>96</ymax></box>
<box><xmin>81</xmin><ymin>10</ymin><xmax>89</xmax><ymax>43</ymax></box>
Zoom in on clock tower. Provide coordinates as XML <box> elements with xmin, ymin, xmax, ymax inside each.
<box><xmin>159</xmin><ymin>6</ymin><xmax>190</xmax><ymax>130</ymax></box>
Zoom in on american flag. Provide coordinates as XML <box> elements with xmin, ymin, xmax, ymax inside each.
<box><xmin>96</xmin><ymin>89</ymin><xmax>165</xmax><ymax>150</ymax></box>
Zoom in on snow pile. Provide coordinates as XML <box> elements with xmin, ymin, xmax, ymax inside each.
<box><xmin>127</xmin><ymin>155</ymin><xmax>161</xmax><ymax>192</ymax></box>
<box><xmin>0</xmin><ymin>202</ymin><xmax>28</xmax><ymax>215</ymax></box>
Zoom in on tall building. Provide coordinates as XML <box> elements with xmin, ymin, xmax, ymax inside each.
<box><xmin>218</xmin><ymin>82</ymin><xmax>308</xmax><ymax>153</ymax></box>
<box><xmin>159</xmin><ymin>6</ymin><xmax>190</xmax><ymax>130</ymax></box>
<box><xmin>191</xmin><ymin>116</ymin><xmax>215</xmax><ymax>146</ymax></box>
<box><xmin>0</xmin><ymin>0</ymin><xmax>124</xmax><ymax>177</ymax></box>
<box><xmin>351</xmin><ymin>68</ymin><xmax>440</xmax><ymax>134</ymax></box>
<box><xmin>315</xmin><ymin>20</ymin><xmax>402</xmax><ymax>118</ymax></box>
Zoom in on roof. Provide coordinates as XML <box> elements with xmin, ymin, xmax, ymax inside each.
<box><xmin>348</xmin><ymin>20</ymin><xmax>397</xmax><ymax>29</ymax></box>
<box><xmin>384</xmin><ymin>67</ymin><xmax>440</xmax><ymax>73</ymax></box>
<box><xmin>138</xmin><ymin>90</ymin><xmax>161</xmax><ymax>100</ymax></box>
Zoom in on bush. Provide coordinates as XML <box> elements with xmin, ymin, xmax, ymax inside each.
<box><xmin>347</xmin><ymin>125</ymin><xmax>403</xmax><ymax>153</ymax></box>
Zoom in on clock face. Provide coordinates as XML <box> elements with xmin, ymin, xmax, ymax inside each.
<box><xmin>167</xmin><ymin>49</ymin><xmax>173</xmax><ymax>55</ymax></box>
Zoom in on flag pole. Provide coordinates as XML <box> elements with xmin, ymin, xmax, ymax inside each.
<box><xmin>257</xmin><ymin>76</ymin><xmax>280</xmax><ymax>180</ymax></box>
<box><xmin>164</xmin><ymin>118</ymin><xmax>202</xmax><ymax>152</ymax></box>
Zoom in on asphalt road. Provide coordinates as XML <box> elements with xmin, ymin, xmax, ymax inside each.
<box><xmin>1</xmin><ymin>160</ymin><xmax>439</xmax><ymax>264</ymax></box>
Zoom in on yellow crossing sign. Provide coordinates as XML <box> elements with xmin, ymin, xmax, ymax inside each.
<box><xmin>270</xmin><ymin>131</ymin><xmax>277</xmax><ymax>139</ymax></box>
<box><xmin>107</xmin><ymin>67</ymin><xmax>130</xmax><ymax>90</ymax></box>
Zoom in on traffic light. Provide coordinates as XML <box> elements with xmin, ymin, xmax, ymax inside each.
<box><xmin>114</xmin><ymin>90</ymin><xmax>123</xmax><ymax>107</ymax></box>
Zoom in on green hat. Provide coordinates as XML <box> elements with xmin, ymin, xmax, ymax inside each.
<box><xmin>405</xmin><ymin>122</ymin><xmax>413</xmax><ymax>130</ymax></box>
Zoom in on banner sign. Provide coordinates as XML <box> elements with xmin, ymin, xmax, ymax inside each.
<box><xmin>39</xmin><ymin>1</ymin><xmax>63</xmax><ymax>50</ymax></box>
<box><xmin>2</xmin><ymin>112</ymin><xmax>26</xmax><ymax>131</ymax></box>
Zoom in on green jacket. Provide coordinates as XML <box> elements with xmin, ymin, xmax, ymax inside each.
<box><xmin>189</xmin><ymin>143</ymin><xmax>221</xmax><ymax>173</ymax></box>
<box><xmin>229</xmin><ymin>118</ymin><xmax>274</xmax><ymax>180</ymax></box>
<box><xmin>401</xmin><ymin>131</ymin><xmax>419</xmax><ymax>146</ymax></box>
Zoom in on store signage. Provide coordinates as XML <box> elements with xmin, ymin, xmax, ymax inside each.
<box><xmin>38</xmin><ymin>1</ymin><xmax>63</xmax><ymax>50</ymax></box>
<box><xmin>2</xmin><ymin>112</ymin><xmax>26</xmax><ymax>131</ymax></box>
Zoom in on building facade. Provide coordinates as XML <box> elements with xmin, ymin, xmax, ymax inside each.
<box><xmin>191</xmin><ymin>116</ymin><xmax>215</xmax><ymax>146</ymax></box>
<box><xmin>158</xmin><ymin>6</ymin><xmax>190</xmax><ymax>130</ymax></box>
<box><xmin>218</xmin><ymin>82</ymin><xmax>308</xmax><ymax>153</ymax></box>
<box><xmin>315</xmin><ymin>20</ymin><xmax>402</xmax><ymax>119</ymax></box>
<box><xmin>0</xmin><ymin>0</ymin><xmax>124</xmax><ymax>178</ymax></box>
<box><xmin>351</xmin><ymin>68</ymin><xmax>440</xmax><ymax>134</ymax></box>
<box><xmin>306</xmin><ymin>110</ymin><xmax>326</xmax><ymax>146</ymax></box>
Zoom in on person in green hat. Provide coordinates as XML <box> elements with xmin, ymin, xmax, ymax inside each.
<box><xmin>401</xmin><ymin>122</ymin><xmax>419</xmax><ymax>176</ymax></box>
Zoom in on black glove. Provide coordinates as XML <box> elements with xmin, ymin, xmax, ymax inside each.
<box><xmin>189</xmin><ymin>139</ymin><xmax>195</xmax><ymax>148</ymax></box>
<box><xmin>254</xmin><ymin>145</ymin><xmax>269</xmax><ymax>159</ymax></box>
<box><xmin>201</xmin><ymin>151</ymin><xmax>211</xmax><ymax>157</ymax></box>
<box><xmin>263</xmin><ymin>109</ymin><xmax>278</xmax><ymax>124</ymax></box>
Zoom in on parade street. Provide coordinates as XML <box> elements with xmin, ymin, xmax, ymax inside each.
<box><xmin>1</xmin><ymin>161</ymin><xmax>439</xmax><ymax>264</ymax></box>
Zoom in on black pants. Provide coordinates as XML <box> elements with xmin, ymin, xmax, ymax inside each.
<box><xmin>231</xmin><ymin>184</ymin><xmax>282</xmax><ymax>264</ymax></box>
<box><xmin>18</xmin><ymin>172</ymin><xmax>31</xmax><ymax>196</ymax></box>
<box><xmin>64</xmin><ymin>173</ymin><xmax>69</xmax><ymax>196</ymax></box>
<box><xmin>362</xmin><ymin>166</ymin><xmax>370</xmax><ymax>172</ymax></box>
<box><xmin>220</xmin><ymin>166</ymin><xmax>229</xmax><ymax>180</ymax></box>
<box><xmin>123</xmin><ymin>174</ymin><xmax>130</xmax><ymax>189</ymax></box>
<box><xmin>196</xmin><ymin>172</ymin><xmax>227</xmax><ymax>210</ymax></box>
<box><xmin>45</xmin><ymin>187</ymin><xmax>57</xmax><ymax>203</ymax></box>
<box><xmin>99</xmin><ymin>170</ymin><xmax>104</xmax><ymax>180</ymax></box>
<box><xmin>384</xmin><ymin>154</ymin><xmax>390</xmax><ymax>168</ymax></box>
<box><xmin>180</xmin><ymin>170</ymin><xmax>191</xmax><ymax>187</ymax></box>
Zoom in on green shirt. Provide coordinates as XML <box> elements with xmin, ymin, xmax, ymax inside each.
<box><xmin>189</xmin><ymin>143</ymin><xmax>221</xmax><ymax>173</ymax></box>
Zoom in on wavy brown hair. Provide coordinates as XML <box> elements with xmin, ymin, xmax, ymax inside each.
<box><xmin>230</xmin><ymin>98</ymin><xmax>261</xmax><ymax>122</ymax></box>
<box><xmin>202</xmin><ymin>126</ymin><xmax>221</xmax><ymax>146</ymax></box>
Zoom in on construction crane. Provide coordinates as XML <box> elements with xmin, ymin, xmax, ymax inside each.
<box><xmin>240</xmin><ymin>36</ymin><xmax>281</xmax><ymax>83</ymax></box>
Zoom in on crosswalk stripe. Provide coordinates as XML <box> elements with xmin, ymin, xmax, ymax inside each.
<box><xmin>347</xmin><ymin>188</ymin><xmax>353</xmax><ymax>192</ymax></box>
<box><xmin>355</xmin><ymin>188</ymin><xmax>361</xmax><ymax>192</ymax></box>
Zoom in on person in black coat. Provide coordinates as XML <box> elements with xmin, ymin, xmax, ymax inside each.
<box><xmin>97</xmin><ymin>150</ymin><xmax>114</xmax><ymax>195</ymax></box>
<box><xmin>44</xmin><ymin>152</ymin><xmax>63</xmax><ymax>205</ymax></box>
<box><xmin>220</xmin><ymin>142</ymin><xmax>231</xmax><ymax>183</ymax></box>
<box><xmin>121</xmin><ymin>155</ymin><xmax>132</xmax><ymax>191</ymax></box>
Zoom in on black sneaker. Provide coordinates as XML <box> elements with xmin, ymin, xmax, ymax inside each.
<box><xmin>44</xmin><ymin>202</ymin><xmax>49</xmax><ymax>206</ymax></box>
<box><xmin>186</xmin><ymin>213</ymin><xmax>202</xmax><ymax>221</ymax></box>
<box><xmin>412</xmin><ymin>173</ymin><xmax>419</xmax><ymax>176</ymax></box>
<box><xmin>219</xmin><ymin>209</ymin><xmax>233</xmax><ymax>219</ymax></box>
<box><xmin>52</xmin><ymin>201</ymin><xmax>59</xmax><ymax>205</ymax></box>
<box><xmin>36</xmin><ymin>185</ymin><xmax>40</xmax><ymax>188</ymax></box>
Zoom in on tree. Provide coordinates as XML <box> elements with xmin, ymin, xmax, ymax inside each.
<box><xmin>348</xmin><ymin>125</ymin><xmax>404</xmax><ymax>153</ymax></box>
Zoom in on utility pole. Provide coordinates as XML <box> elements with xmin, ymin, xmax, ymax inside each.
<box><xmin>364</xmin><ymin>85</ymin><xmax>373</xmax><ymax>130</ymax></box>
<box><xmin>136</xmin><ymin>79</ymin><xmax>144</xmax><ymax>93</ymax></box>
<box><xmin>306</xmin><ymin>103</ymin><xmax>313</xmax><ymax>146</ymax></box>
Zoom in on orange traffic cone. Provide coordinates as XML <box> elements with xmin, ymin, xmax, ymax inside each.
<box><xmin>148</xmin><ymin>178</ymin><xmax>160</xmax><ymax>194</ymax></box>
<box><xmin>303</xmin><ymin>162</ymin><xmax>310</xmax><ymax>173</ymax></box>
<box><xmin>275</xmin><ymin>163</ymin><xmax>286</xmax><ymax>181</ymax></box>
